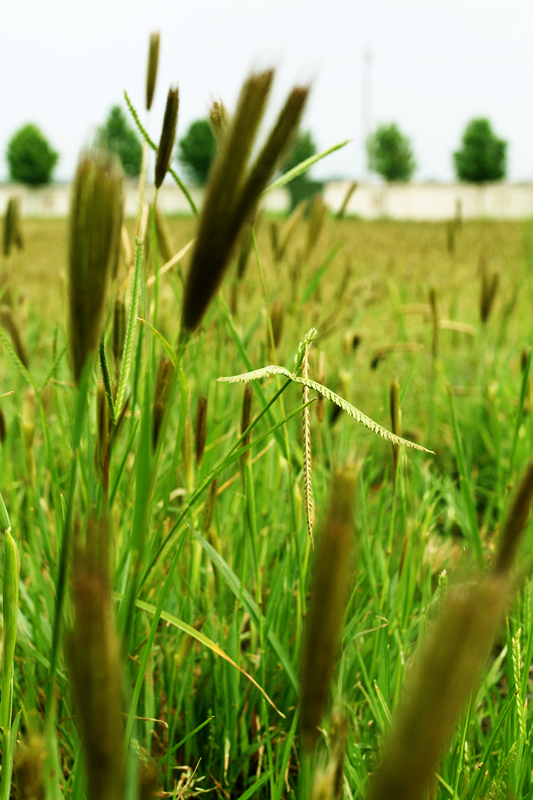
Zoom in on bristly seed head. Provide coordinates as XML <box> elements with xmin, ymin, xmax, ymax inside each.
<box><xmin>155</xmin><ymin>86</ymin><xmax>179</xmax><ymax>189</ymax></box>
<box><xmin>68</xmin><ymin>148</ymin><xmax>124</xmax><ymax>384</ymax></box>
<box><xmin>146</xmin><ymin>32</ymin><xmax>160</xmax><ymax>112</ymax></box>
<box><xmin>181</xmin><ymin>70</ymin><xmax>310</xmax><ymax>334</ymax></box>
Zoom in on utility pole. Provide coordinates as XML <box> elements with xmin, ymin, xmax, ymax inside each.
<box><xmin>362</xmin><ymin>46</ymin><xmax>372</xmax><ymax>180</ymax></box>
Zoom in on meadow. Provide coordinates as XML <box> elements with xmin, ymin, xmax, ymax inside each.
<box><xmin>2</xmin><ymin>188</ymin><xmax>533</xmax><ymax>800</ymax></box>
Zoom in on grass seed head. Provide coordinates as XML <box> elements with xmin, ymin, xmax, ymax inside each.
<box><xmin>493</xmin><ymin>461</ymin><xmax>533</xmax><ymax>575</ymax></box>
<box><xmin>112</xmin><ymin>296</ymin><xmax>125</xmax><ymax>369</ymax></box>
<box><xmin>15</xmin><ymin>732</ymin><xmax>46</xmax><ymax>800</ymax></box>
<box><xmin>0</xmin><ymin>407</ymin><xmax>5</xmax><ymax>445</ymax></box>
<box><xmin>96</xmin><ymin>381</ymin><xmax>109</xmax><ymax>475</ymax></box>
<box><xmin>152</xmin><ymin>355</ymin><xmax>175</xmax><ymax>451</ymax></box>
<box><xmin>301</xmin><ymin>464</ymin><xmax>359</xmax><ymax>750</ymax></box>
<box><xmin>182</xmin><ymin>69</ymin><xmax>309</xmax><ymax>333</ymax></box>
<box><xmin>240</xmin><ymin>384</ymin><xmax>253</xmax><ymax>465</ymax></box>
<box><xmin>209</xmin><ymin>100</ymin><xmax>230</xmax><ymax>147</ymax></box>
<box><xmin>1</xmin><ymin>304</ymin><xmax>29</xmax><ymax>367</ymax></box>
<box><xmin>366</xmin><ymin>574</ymin><xmax>510</xmax><ymax>800</ymax></box>
<box><xmin>480</xmin><ymin>268</ymin><xmax>500</xmax><ymax>323</ymax></box>
<box><xmin>154</xmin><ymin>204</ymin><xmax>175</xmax><ymax>263</ymax></box>
<box><xmin>146</xmin><ymin>32</ymin><xmax>160</xmax><ymax>111</ymax></box>
<box><xmin>68</xmin><ymin>148</ymin><xmax>124</xmax><ymax>384</ymax></box>
<box><xmin>67</xmin><ymin>518</ymin><xmax>124</xmax><ymax>800</ymax></box>
<box><xmin>269</xmin><ymin>299</ymin><xmax>284</xmax><ymax>350</ymax></box>
<box><xmin>195</xmin><ymin>394</ymin><xmax>208</xmax><ymax>466</ymax></box>
<box><xmin>155</xmin><ymin>86</ymin><xmax>179</xmax><ymax>189</ymax></box>
<box><xmin>3</xmin><ymin>197</ymin><xmax>23</xmax><ymax>257</ymax></box>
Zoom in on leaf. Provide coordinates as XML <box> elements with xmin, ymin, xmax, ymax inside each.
<box><xmin>193</xmin><ymin>530</ymin><xmax>299</xmax><ymax>695</ymax></box>
<box><xmin>137</xmin><ymin>318</ymin><xmax>178</xmax><ymax>368</ymax></box>
<box><xmin>114</xmin><ymin>592</ymin><xmax>285</xmax><ymax>718</ymax></box>
<box><xmin>262</xmin><ymin>140</ymin><xmax>351</xmax><ymax>196</ymax></box>
<box><xmin>218</xmin><ymin>366</ymin><xmax>433</xmax><ymax>453</ymax></box>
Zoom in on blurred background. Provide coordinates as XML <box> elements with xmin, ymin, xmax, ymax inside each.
<box><xmin>2</xmin><ymin>0</ymin><xmax>533</xmax><ymax>186</ymax></box>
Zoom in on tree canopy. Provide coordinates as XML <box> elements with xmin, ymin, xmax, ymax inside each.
<box><xmin>453</xmin><ymin>118</ymin><xmax>507</xmax><ymax>183</ymax></box>
<box><xmin>177</xmin><ymin>119</ymin><xmax>217</xmax><ymax>185</ymax></box>
<box><xmin>366</xmin><ymin>123</ymin><xmax>416</xmax><ymax>182</ymax></box>
<box><xmin>6</xmin><ymin>124</ymin><xmax>58</xmax><ymax>186</ymax></box>
<box><xmin>97</xmin><ymin>106</ymin><xmax>143</xmax><ymax>178</ymax></box>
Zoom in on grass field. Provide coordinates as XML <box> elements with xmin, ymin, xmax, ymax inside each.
<box><xmin>2</xmin><ymin>206</ymin><xmax>533</xmax><ymax>799</ymax></box>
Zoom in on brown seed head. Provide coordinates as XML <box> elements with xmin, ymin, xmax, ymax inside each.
<box><xmin>146</xmin><ymin>32</ymin><xmax>160</xmax><ymax>111</ymax></box>
<box><xmin>68</xmin><ymin>148</ymin><xmax>124</xmax><ymax>383</ymax></box>
<box><xmin>152</xmin><ymin>355</ymin><xmax>175</xmax><ymax>451</ymax></box>
<box><xmin>240</xmin><ymin>384</ymin><xmax>253</xmax><ymax>465</ymax></box>
<box><xmin>366</xmin><ymin>574</ymin><xmax>509</xmax><ymax>800</ymax></box>
<box><xmin>209</xmin><ymin>100</ymin><xmax>230</xmax><ymax>147</ymax></box>
<box><xmin>154</xmin><ymin>204</ymin><xmax>175</xmax><ymax>263</ymax></box>
<box><xmin>301</xmin><ymin>464</ymin><xmax>359</xmax><ymax>750</ymax></box>
<box><xmin>0</xmin><ymin>408</ymin><xmax>6</xmax><ymax>445</ymax></box>
<box><xmin>493</xmin><ymin>461</ymin><xmax>533</xmax><ymax>575</ymax></box>
<box><xmin>67</xmin><ymin>516</ymin><xmax>124</xmax><ymax>800</ymax></box>
<box><xmin>195</xmin><ymin>395</ymin><xmax>208</xmax><ymax>466</ymax></box>
<box><xmin>390</xmin><ymin>378</ymin><xmax>401</xmax><ymax>480</ymax></box>
<box><xmin>155</xmin><ymin>86</ymin><xmax>179</xmax><ymax>189</ymax></box>
<box><xmin>269</xmin><ymin>300</ymin><xmax>284</xmax><ymax>350</ymax></box>
<box><xmin>182</xmin><ymin>70</ymin><xmax>309</xmax><ymax>333</ymax></box>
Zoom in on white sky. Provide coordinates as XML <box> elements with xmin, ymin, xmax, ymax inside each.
<box><xmin>1</xmin><ymin>0</ymin><xmax>533</xmax><ymax>183</ymax></box>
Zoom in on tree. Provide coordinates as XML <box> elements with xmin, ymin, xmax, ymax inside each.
<box><xmin>453</xmin><ymin>118</ymin><xmax>507</xmax><ymax>183</ymax></box>
<box><xmin>97</xmin><ymin>106</ymin><xmax>142</xmax><ymax>178</ymax></box>
<box><xmin>6</xmin><ymin>124</ymin><xmax>58</xmax><ymax>186</ymax></box>
<box><xmin>177</xmin><ymin>119</ymin><xmax>216</xmax><ymax>185</ymax></box>
<box><xmin>281</xmin><ymin>130</ymin><xmax>323</xmax><ymax>211</ymax></box>
<box><xmin>366</xmin><ymin>123</ymin><xmax>416</xmax><ymax>182</ymax></box>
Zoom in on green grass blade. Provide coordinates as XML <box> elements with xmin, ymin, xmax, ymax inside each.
<box><xmin>192</xmin><ymin>529</ymin><xmax>299</xmax><ymax>695</ymax></box>
<box><xmin>262</xmin><ymin>140</ymin><xmax>350</xmax><ymax>196</ymax></box>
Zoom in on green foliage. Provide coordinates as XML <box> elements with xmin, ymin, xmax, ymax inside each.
<box><xmin>6</xmin><ymin>124</ymin><xmax>58</xmax><ymax>186</ymax></box>
<box><xmin>453</xmin><ymin>118</ymin><xmax>507</xmax><ymax>183</ymax></box>
<box><xmin>97</xmin><ymin>105</ymin><xmax>143</xmax><ymax>178</ymax></box>
<box><xmin>366</xmin><ymin>123</ymin><xmax>416</xmax><ymax>182</ymax></box>
<box><xmin>281</xmin><ymin>130</ymin><xmax>322</xmax><ymax>211</ymax></box>
<box><xmin>177</xmin><ymin>119</ymin><xmax>216</xmax><ymax>185</ymax></box>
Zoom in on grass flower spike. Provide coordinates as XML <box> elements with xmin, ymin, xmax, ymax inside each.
<box><xmin>155</xmin><ymin>87</ymin><xmax>179</xmax><ymax>189</ymax></box>
<box><xmin>68</xmin><ymin>148</ymin><xmax>123</xmax><ymax>383</ymax></box>
<box><xmin>182</xmin><ymin>69</ymin><xmax>309</xmax><ymax>333</ymax></box>
<box><xmin>146</xmin><ymin>32</ymin><xmax>160</xmax><ymax>111</ymax></box>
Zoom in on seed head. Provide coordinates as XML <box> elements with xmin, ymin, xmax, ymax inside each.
<box><xmin>68</xmin><ymin>148</ymin><xmax>124</xmax><ymax>383</ymax></box>
<box><xmin>300</xmin><ymin>464</ymin><xmax>359</xmax><ymax>750</ymax></box>
<box><xmin>146</xmin><ymin>32</ymin><xmax>160</xmax><ymax>112</ymax></box>
<box><xmin>155</xmin><ymin>87</ymin><xmax>179</xmax><ymax>189</ymax></box>
<box><xmin>209</xmin><ymin>101</ymin><xmax>230</xmax><ymax>147</ymax></box>
<box><xmin>152</xmin><ymin>355</ymin><xmax>175</xmax><ymax>451</ymax></box>
<box><xmin>181</xmin><ymin>70</ymin><xmax>309</xmax><ymax>333</ymax></box>
<box><xmin>195</xmin><ymin>395</ymin><xmax>208</xmax><ymax>466</ymax></box>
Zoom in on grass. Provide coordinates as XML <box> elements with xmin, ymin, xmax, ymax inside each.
<box><xmin>3</xmin><ymin>156</ymin><xmax>533</xmax><ymax>797</ymax></box>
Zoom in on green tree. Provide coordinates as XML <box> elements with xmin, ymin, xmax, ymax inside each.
<box><xmin>6</xmin><ymin>124</ymin><xmax>58</xmax><ymax>186</ymax></box>
<box><xmin>97</xmin><ymin>106</ymin><xmax>142</xmax><ymax>178</ymax></box>
<box><xmin>177</xmin><ymin>119</ymin><xmax>216</xmax><ymax>185</ymax></box>
<box><xmin>281</xmin><ymin>130</ymin><xmax>322</xmax><ymax>211</ymax></box>
<box><xmin>366</xmin><ymin>123</ymin><xmax>416</xmax><ymax>182</ymax></box>
<box><xmin>453</xmin><ymin>118</ymin><xmax>507</xmax><ymax>183</ymax></box>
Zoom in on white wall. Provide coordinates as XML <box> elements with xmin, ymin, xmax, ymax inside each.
<box><xmin>0</xmin><ymin>182</ymin><xmax>290</xmax><ymax>219</ymax></box>
<box><xmin>3</xmin><ymin>180</ymin><xmax>533</xmax><ymax>220</ymax></box>
<box><xmin>324</xmin><ymin>181</ymin><xmax>533</xmax><ymax>220</ymax></box>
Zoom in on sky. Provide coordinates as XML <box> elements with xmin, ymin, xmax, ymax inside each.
<box><xmin>1</xmin><ymin>0</ymin><xmax>533</xmax><ymax>184</ymax></box>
